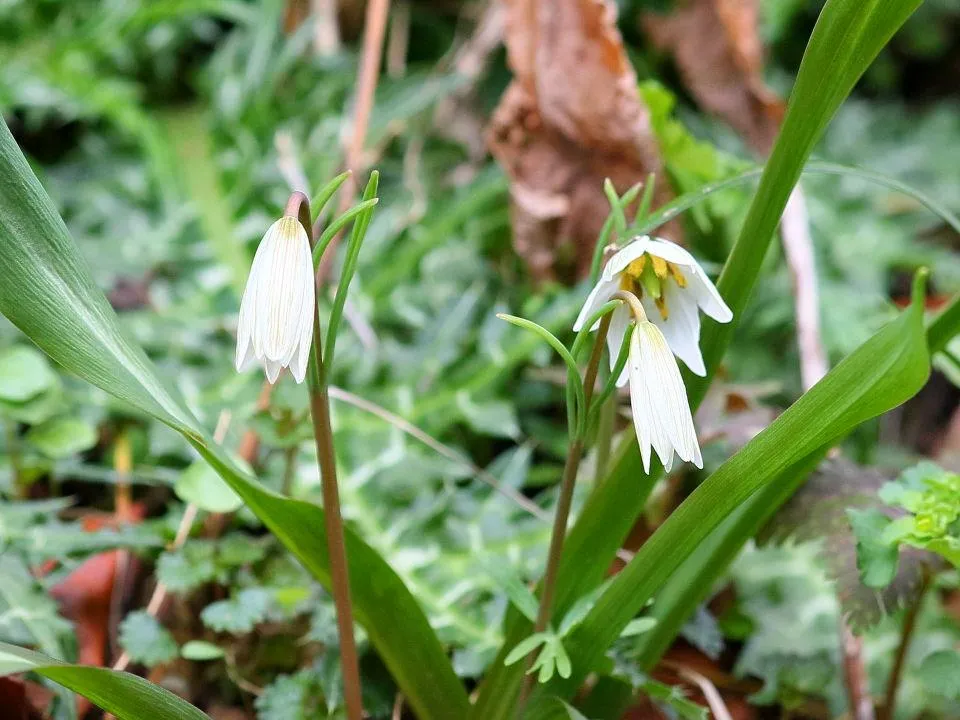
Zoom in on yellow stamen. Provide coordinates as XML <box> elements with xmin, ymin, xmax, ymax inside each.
<box><xmin>668</xmin><ymin>264</ymin><xmax>687</xmax><ymax>288</ymax></box>
<box><xmin>625</xmin><ymin>255</ymin><xmax>647</xmax><ymax>278</ymax></box>
<box><xmin>651</xmin><ymin>255</ymin><xmax>669</xmax><ymax>280</ymax></box>
<box><xmin>655</xmin><ymin>295</ymin><xmax>669</xmax><ymax>320</ymax></box>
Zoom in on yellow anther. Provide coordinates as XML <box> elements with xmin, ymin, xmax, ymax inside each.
<box><xmin>651</xmin><ymin>255</ymin><xmax>669</xmax><ymax>280</ymax></box>
<box><xmin>654</xmin><ymin>295</ymin><xmax>669</xmax><ymax>320</ymax></box>
<box><xmin>668</xmin><ymin>263</ymin><xmax>688</xmax><ymax>288</ymax></box>
<box><xmin>625</xmin><ymin>255</ymin><xmax>647</xmax><ymax>278</ymax></box>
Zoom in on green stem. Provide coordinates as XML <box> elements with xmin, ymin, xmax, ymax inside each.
<box><xmin>594</xmin><ymin>396</ymin><xmax>616</xmax><ymax>487</ymax></box>
<box><xmin>288</xmin><ymin>192</ymin><xmax>364</xmax><ymax>720</ymax></box>
<box><xmin>520</xmin><ymin>315</ymin><xmax>611</xmax><ymax>708</ymax></box>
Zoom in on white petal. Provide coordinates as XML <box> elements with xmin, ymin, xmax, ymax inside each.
<box><xmin>629</xmin><ymin>331</ymin><xmax>653</xmax><ymax>474</ymax></box>
<box><xmin>690</xmin><ymin>266</ymin><xmax>733</xmax><ymax>323</ymax></box>
<box><xmin>644</xmin><ymin>238</ymin><xmax>698</xmax><ymax>267</ymax></box>
<box><xmin>643</xmin><ymin>287</ymin><xmax>706</xmax><ymax>376</ymax></box>
<box><xmin>633</xmin><ymin>322</ymin><xmax>702</xmax><ymax>471</ymax></box>
<box><xmin>606</xmin><ymin>304</ymin><xmax>632</xmax><ymax>387</ymax></box>
<box><xmin>289</xmin><ymin>258</ymin><xmax>316</xmax><ymax>384</ymax></box>
<box><xmin>236</xmin><ymin>215</ymin><xmax>318</xmax><ymax>384</ymax></box>
<box><xmin>574</xmin><ymin>277</ymin><xmax>619</xmax><ymax>332</ymax></box>
<box><xmin>264</xmin><ymin>357</ymin><xmax>283</xmax><ymax>384</ymax></box>
<box><xmin>236</xmin><ymin>339</ymin><xmax>258</xmax><ymax>373</ymax></box>
<box><xmin>602</xmin><ymin>236</ymin><xmax>651</xmax><ymax>280</ymax></box>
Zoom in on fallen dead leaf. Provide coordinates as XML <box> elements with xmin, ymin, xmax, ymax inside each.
<box><xmin>643</xmin><ymin>0</ymin><xmax>785</xmax><ymax>154</ymax></box>
<box><xmin>488</xmin><ymin>0</ymin><xmax>676</xmax><ymax>282</ymax></box>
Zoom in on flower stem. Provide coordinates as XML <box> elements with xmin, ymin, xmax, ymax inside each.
<box><xmin>289</xmin><ymin>191</ymin><xmax>364</xmax><ymax>720</ymax></box>
<box><xmin>520</xmin><ymin>314</ymin><xmax>611</xmax><ymax>706</ymax></box>
<box><xmin>308</xmin><ymin>345</ymin><xmax>364</xmax><ymax>720</ymax></box>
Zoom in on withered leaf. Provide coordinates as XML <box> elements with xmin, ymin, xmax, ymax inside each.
<box><xmin>488</xmin><ymin>0</ymin><xmax>675</xmax><ymax>282</ymax></box>
<box><xmin>643</xmin><ymin>0</ymin><xmax>785</xmax><ymax>154</ymax></box>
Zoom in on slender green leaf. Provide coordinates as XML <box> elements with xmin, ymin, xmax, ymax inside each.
<box><xmin>0</xmin><ymin>119</ymin><xmax>468</xmax><ymax>720</ymax></box>
<box><xmin>0</xmin><ymin>642</ymin><xmax>210</xmax><ymax>720</ymax></box>
<box><xmin>324</xmin><ymin>172</ymin><xmax>379</xmax><ymax>369</ymax></box>
<box><xmin>311</xmin><ymin>197</ymin><xmax>379</xmax><ymax>268</ymax></box>
<box><xmin>310</xmin><ymin>170</ymin><xmax>352</xmax><ymax>225</ymax></box>
<box><xmin>690</xmin><ymin>0</ymin><xmax>923</xmax><ymax>405</ymax></box>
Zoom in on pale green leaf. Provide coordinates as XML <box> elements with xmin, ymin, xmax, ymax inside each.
<box><xmin>175</xmin><ymin>459</ymin><xmax>243</xmax><ymax>513</ymax></box>
<box><xmin>180</xmin><ymin>641</ymin><xmax>225</xmax><ymax>662</ymax></box>
<box><xmin>26</xmin><ymin>417</ymin><xmax>98</xmax><ymax>459</ymax></box>
<box><xmin>0</xmin><ymin>346</ymin><xmax>57</xmax><ymax>403</ymax></box>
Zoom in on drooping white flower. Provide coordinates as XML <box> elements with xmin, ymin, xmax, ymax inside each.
<box><xmin>629</xmin><ymin>320</ymin><xmax>702</xmax><ymax>473</ymax></box>
<box><xmin>574</xmin><ymin>236</ymin><xmax>732</xmax><ymax>385</ymax></box>
<box><xmin>235</xmin><ymin>216</ymin><xmax>315</xmax><ymax>384</ymax></box>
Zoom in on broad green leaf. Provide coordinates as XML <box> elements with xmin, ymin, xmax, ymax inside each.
<box><xmin>0</xmin><ymin>345</ymin><xmax>57</xmax><ymax>403</ymax></box>
<box><xmin>118</xmin><ymin>611</ymin><xmax>179</xmax><ymax>667</ymax></box>
<box><xmin>524</xmin><ymin>280</ymin><xmax>929</xmax><ymax>709</ymax></box>
<box><xmin>26</xmin><ymin>417</ymin><xmax>98</xmax><ymax>459</ymax></box>
<box><xmin>0</xmin><ymin>641</ymin><xmax>210</xmax><ymax>720</ymax></box>
<box><xmin>175</xmin><ymin>459</ymin><xmax>244</xmax><ymax>513</ymax></box>
<box><xmin>0</xmin><ymin>119</ymin><xmax>469</xmax><ymax>720</ymax></box>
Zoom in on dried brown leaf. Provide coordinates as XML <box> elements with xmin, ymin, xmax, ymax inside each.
<box><xmin>489</xmin><ymin>0</ymin><xmax>675</xmax><ymax>281</ymax></box>
<box><xmin>643</xmin><ymin>0</ymin><xmax>785</xmax><ymax>153</ymax></box>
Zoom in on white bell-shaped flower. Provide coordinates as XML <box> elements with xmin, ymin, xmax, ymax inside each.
<box><xmin>235</xmin><ymin>216</ymin><xmax>315</xmax><ymax>384</ymax></box>
<box><xmin>574</xmin><ymin>236</ymin><xmax>732</xmax><ymax>385</ymax></box>
<box><xmin>629</xmin><ymin>320</ymin><xmax>703</xmax><ymax>473</ymax></box>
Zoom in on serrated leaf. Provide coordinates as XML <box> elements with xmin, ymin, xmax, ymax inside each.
<box><xmin>180</xmin><ymin>641</ymin><xmax>225</xmax><ymax>662</ymax></box>
<box><xmin>217</xmin><ymin>533</ymin><xmax>268</xmax><ymax>567</ymax></box>
<box><xmin>201</xmin><ymin>588</ymin><xmax>272</xmax><ymax>634</ymax></box>
<box><xmin>26</xmin><ymin>418</ymin><xmax>98</xmax><ymax>459</ymax></box>
<box><xmin>156</xmin><ymin>544</ymin><xmax>219</xmax><ymax>593</ymax></box>
<box><xmin>0</xmin><ymin>346</ymin><xmax>57</xmax><ymax>403</ymax></box>
<box><xmin>118</xmin><ymin>611</ymin><xmax>178</xmax><ymax>667</ymax></box>
<box><xmin>848</xmin><ymin>508</ymin><xmax>899</xmax><ymax>588</ymax></box>
<box><xmin>919</xmin><ymin>650</ymin><xmax>960</xmax><ymax>699</ymax></box>
<box><xmin>255</xmin><ymin>669</ymin><xmax>328</xmax><ymax>720</ymax></box>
